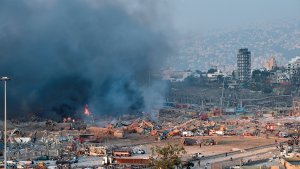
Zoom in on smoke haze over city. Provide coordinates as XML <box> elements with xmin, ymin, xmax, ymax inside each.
<box><xmin>0</xmin><ymin>0</ymin><xmax>173</xmax><ymax>119</ymax></box>
<box><xmin>0</xmin><ymin>0</ymin><xmax>299</xmax><ymax>119</ymax></box>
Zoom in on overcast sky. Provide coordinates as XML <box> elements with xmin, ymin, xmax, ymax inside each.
<box><xmin>170</xmin><ymin>0</ymin><xmax>300</xmax><ymax>33</ymax></box>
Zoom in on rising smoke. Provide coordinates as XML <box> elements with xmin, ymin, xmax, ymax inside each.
<box><xmin>0</xmin><ymin>0</ymin><xmax>173</xmax><ymax>120</ymax></box>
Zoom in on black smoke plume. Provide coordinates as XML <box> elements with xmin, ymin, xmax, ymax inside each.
<box><xmin>0</xmin><ymin>0</ymin><xmax>172</xmax><ymax>120</ymax></box>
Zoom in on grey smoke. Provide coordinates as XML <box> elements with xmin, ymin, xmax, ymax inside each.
<box><xmin>0</xmin><ymin>0</ymin><xmax>172</xmax><ymax>119</ymax></box>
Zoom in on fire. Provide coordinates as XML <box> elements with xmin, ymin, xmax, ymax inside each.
<box><xmin>84</xmin><ymin>104</ymin><xmax>92</xmax><ymax>116</ymax></box>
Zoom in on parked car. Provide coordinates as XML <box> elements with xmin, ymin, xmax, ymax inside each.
<box><xmin>7</xmin><ymin>159</ymin><xmax>19</xmax><ymax>166</ymax></box>
<box><xmin>35</xmin><ymin>156</ymin><xmax>49</xmax><ymax>161</ymax></box>
<box><xmin>191</xmin><ymin>153</ymin><xmax>204</xmax><ymax>160</ymax></box>
<box><xmin>278</xmin><ymin>131</ymin><xmax>289</xmax><ymax>138</ymax></box>
<box><xmin>133</xmin><ymin>148</ymin><xmax>145</xmax><ymax>154</ymax></box>
<box><xmin>69</xmin><ymin>156</ymin><xmax>78</xmax><ymax>164</ymax></box>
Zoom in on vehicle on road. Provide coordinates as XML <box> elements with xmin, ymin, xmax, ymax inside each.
<box><xmin>191</xmin><ymin>153</ymin><xmax>204</xmax><ymax>160</ymax></box>
<box><xmin>133</xmin><ymin>148</ymin><xmax>145</xmax><ymax>154</ymax></box>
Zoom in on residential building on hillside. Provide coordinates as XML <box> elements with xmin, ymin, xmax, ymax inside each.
<box><xmin>207</xmin><ymin>69</ymin><xmax>224</xmax><ymax>81</ymax></box>
<box><xmin>162</xmin><ymin>69</ymin><xmax>192</xmax><ymax>82</ymax></box>
<box><xmin>287</xmin><ymin>56</ymin><xmax>300</xmax><ymax>75</ymax></box>
<box><xmin>270</xmin><ymin>70</ymin><xmax>290</xmax><ymax>84</ymax></box>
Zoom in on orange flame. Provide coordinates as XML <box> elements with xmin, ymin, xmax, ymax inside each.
<box><xmin>84</xmin><ymin>104</ymin><xmax>91</xmax><ymax>116</ymax></box>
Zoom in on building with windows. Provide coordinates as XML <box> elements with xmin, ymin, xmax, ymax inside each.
<box><xmin>293</xmin><ymin>97</ymin><xmax>300</xmax><ymax>116</ymax></box>
<box><xmin>270</xmin><ymin>70</ymin><xmax>290</xmax><ymax>84</ymax></box>
<box><xmin>287</xmin><ymin>56</ymin><xmax>300</xmax><ymax>75</ymax></box>
<box><xmin>237</xmin><ymin>48</ymin><xmax>251</xmax><ymax>82</ymax></box>
<box><xmin>161</xmin><ymin>69</ymin><xmax>192</xmax><ymax>82</ymax></box>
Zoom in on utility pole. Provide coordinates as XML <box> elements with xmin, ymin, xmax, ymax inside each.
<box><xmin>219</xmin><ymin>65</ymin><xmax>226</xmax><ymax>115</ymax></box>
<box><xmin>1</xmin><ymin>77</ymin><xmax>11</xmax><ymax>169</ymax></box>
<box><xmin>220</xmin><ymin>76</ymin><xmax>225</xmax><ymax>111</ymax></box>
<box><xmin>46</xmin><ymin>130</ymin><xmax>49</xmax><ymax>157</ymax></box>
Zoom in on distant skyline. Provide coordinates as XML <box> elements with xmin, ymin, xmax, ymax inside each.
<box><xmin>170</xmin><ymin>0</ymin><xmax>300</xmax><ymax>34</ymax></box>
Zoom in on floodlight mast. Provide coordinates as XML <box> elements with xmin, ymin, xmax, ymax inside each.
<box><xmin>1</xmin><ymin>77</ymin><xmax>11</xmax><ymax>169</ymax></box>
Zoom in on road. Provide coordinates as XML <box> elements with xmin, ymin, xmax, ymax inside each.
<box><xmin>190</xmin><ymin>144</ymin><xmax>278</xmax><ymax>169</ymax></box>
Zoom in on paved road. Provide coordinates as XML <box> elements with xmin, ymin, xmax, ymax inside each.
<box><xmin>190</xmin><ymin>144</ymin><xmax>277</xmax><ymax>169</ymax></box>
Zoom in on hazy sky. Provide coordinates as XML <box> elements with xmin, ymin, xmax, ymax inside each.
<box><xmin>171</xmin><ymin>0</ymin><xmax>300</xmax><ymax>33</ymax></box>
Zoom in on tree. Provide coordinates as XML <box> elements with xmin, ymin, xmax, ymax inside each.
<box><xmin>250</xmin><ymin>69</ymin><xmax>272</xmax><ymax>93</ymax></box>
<box><xmin>262</xmin><ymin>85</ymin><xmax>273</xmax><ymax>93</ymax></box>
<box><xmin>252</xmin><ymin>69</ymin><xmax>270</xmax><ymax>82</ymax></box>
<box><xmin>150</xmin><ymin>144</ymin><xmax>186</xmax><ymax>169</ymax></box>
<box><xmin>217</xmin><ymin>75</ymin><xmax>224</xmax><ymax>84</ymax></box>
<box><xmin>207</xmin><ymin>68</ymin><xmax>217</xmax><ymax>74</ymax></box>
<box><xmin>252</xmin><ymin>69</ymin><xmax>262</xmax><ymax>82</ymax></box>
<box><xmin>183</xmin><ymin>75</ymin><xmax>207</xmax><ymax>87</ymax></box>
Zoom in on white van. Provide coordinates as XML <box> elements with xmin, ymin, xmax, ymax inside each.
<box><xmin>182</xmin><ymin>131</ymin><xmax>194</xmax><ymax>137</ymax></box>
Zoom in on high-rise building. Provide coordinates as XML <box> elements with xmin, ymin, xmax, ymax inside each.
<box><xmin>237</xmin><ymin>48</ymin><xmax>251</xmax><ymax>82</ymax></box>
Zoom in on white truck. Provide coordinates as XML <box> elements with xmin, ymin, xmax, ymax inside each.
<box><xmin>216</xmin><ymin>130</ymin><xmax>224</xmax><ymax>136</ymax></box>
<box><xmin>182</xmin><ymin>131</ymin><xmax>194</xmax><ymax>137</ymax></box>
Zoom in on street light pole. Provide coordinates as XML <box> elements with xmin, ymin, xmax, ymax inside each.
<box><xmin>1</xmin><ymin>77</ymin><xmax>10</xmax><ymax>169</ymax></box>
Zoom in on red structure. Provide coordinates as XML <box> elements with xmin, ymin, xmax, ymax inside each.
<box><xmin>114</xmin><ymin>157</ymin><xmax>150</xmax><ymax>166</ymax></box>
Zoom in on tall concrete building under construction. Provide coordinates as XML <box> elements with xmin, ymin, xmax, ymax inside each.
<box><xmin>237</xmin><ymin>48</ymin><xmax>251</xmax><ymax>82</ymax></box>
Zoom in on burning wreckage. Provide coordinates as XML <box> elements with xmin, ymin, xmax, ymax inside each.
<box><xmin>3</xmin><ymin>102</ymin><xmax>300</xmax><ymax>168</ymax></box>
<box><xmin>2</xmin><ymin>92</ymin><xmax>300</xmax><ymax>169</ymax></box>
